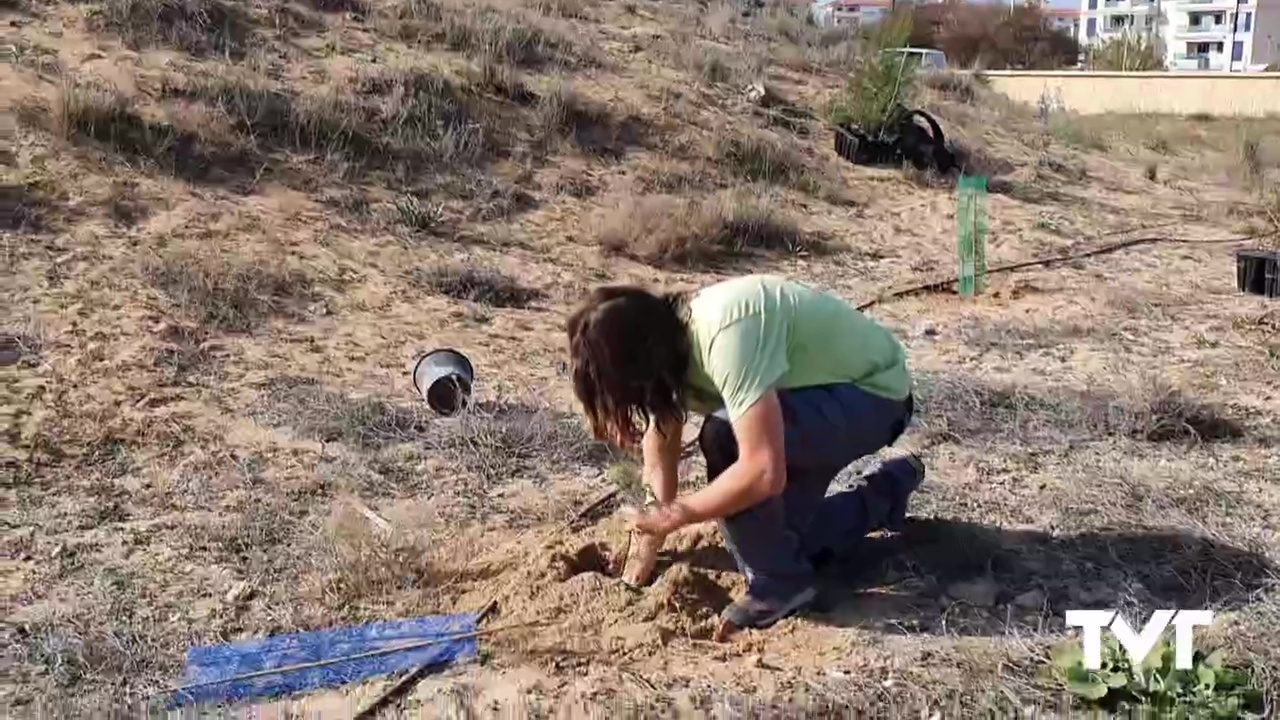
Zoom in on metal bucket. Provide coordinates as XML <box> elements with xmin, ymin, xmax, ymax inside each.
<box><xmin>412</xmin><ymin>348</ymin><xmax>474</xmax><ymax>416</ymax></box>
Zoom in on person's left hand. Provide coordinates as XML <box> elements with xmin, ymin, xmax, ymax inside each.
<box><xmin>623</xmin><ymin>502</ymin><xmax>691</xmax><ymax>536</ymax></box>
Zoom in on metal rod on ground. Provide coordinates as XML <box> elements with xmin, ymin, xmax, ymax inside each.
<box><xmin>352</xmin><ymin>600</ymin><xmax>499</xmax><ymax>720</ymax></box>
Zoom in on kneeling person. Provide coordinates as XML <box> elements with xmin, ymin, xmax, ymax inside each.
<box><xmin>565</xmin><ymin>274</ymin><xmax>924</xmax><ymax>638</ymax></box>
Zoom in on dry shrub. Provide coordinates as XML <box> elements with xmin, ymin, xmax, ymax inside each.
<box><xmin>3</xmin><ymin>182</ymin><xmax>55</xmax><ymax>233</ymax></box>
<box><xmin>303</xmin><ymin>0</ymin><xmax>369</xmax><ymax>13</ymax></box>
<box><xmin>916</xmin><ymin>372</ymin><xmax>1245</xmax><ymax>446</ymax></box>
<box><xmin>534</xmin><ymin>80</ymin><xmax>639</xmax><ymax>156</ymax></box>
<box><xmin>526</xmin><ymin>0</ymin><xmax>591</xmax><ymax>19</ymax></box>
<box><xmin>700</xmin><ymin>0</ymin><xmax>860</xmax><ymax>72</ymax></box>
<box><xmin>674</xmin><ymin>40</ymin><xmax>767</xmax><ymax>87</ymax></box>
<box><xmin>52</xmin><ymin>83</ymin><xmax>258</xmax><ymax>183</ymax></box>
<box><xmin>428</xmin><ymin>398</ymin><xmax>608</xmax><ymax>484</ymax></box>
<box><xmin>1238</xmin><ymin>133</ymin><xmax>1276</xmax><ymax>189</ymax></box>
<box><xmin>145</xmin><ymin>252</ymin><xmax>317</xmax><ymax>333</ymax></box>
<box><xmin>92</xmin><ymin>0</ymin><xmax>255</xmax><ymax>58</ymax></box>
<box><xmin>385</xmin><ymin>0</ymin><xmax>589</xmax><ymax>69</ymax></box>
<box><xmin>923</xmin><ymin>71</ymin><xmax>980</xmax><ymax>104</ymax></box>
<box><xmin>411</xmin><ymin>264</ymin><xmax>546</xmax><ymax>308</ymax></box>
<box><xmin>635</xmin><ymin>158</ymin><xmax>712</xmax><ymax>193</ymax></box>
<box><xmin>250</xmin><ymin>378</ymin><xmax>606</xmax><ymax>482</ymax></box>
<box><xmin>15</xmin><ymin>568</ymin><xmax>171</xmax><ymax>698</ymax></box>
<box><xmin>250</xmin><ymin>376</ymin><xmax>432</xmax><ymax>450</ymax></box>
<box><xmin>1048</xmin><ymin>115</ymin><xmax>1111</xmax><ymax>152</ymax></box>
<box><xmin>172</xmin><ymin>68</ymin><xmax>487</xmax><ymax>172</ymax></box>
<box><xmin>1087</xmin><ymin>33</ymin><xmax>1162</xmax><ymax>71</ymax></box>
<box><xmin>908</xmin><ymin>4</ymin><xmax>1079</xmax><ymax>70</ymax></box>
<box><xmin>392</xmin><ymin>194</ymin><xmax>446</xmax><ymax>231</ymax></box>
<box><xmin>595</xmin><ymin>189</ymin><xmax>814</xmax><ymax>267</ymax></box>
<box><xmin>306</xmin><ymin>504</ymin><xmax>443</xmax><ymax>613</ymax></box>
<box><xmin>715</xmin><ymin>131</ymin><xmax>815</xmax><ymax>192</ymax></box>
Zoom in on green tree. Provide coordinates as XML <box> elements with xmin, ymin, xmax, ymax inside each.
<box><xmin>827</xmin><ymin>12</ymin><xmax>916</xmax><ymax>135</ymax></box>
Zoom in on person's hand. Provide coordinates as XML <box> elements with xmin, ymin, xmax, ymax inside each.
<box><xmin>622</xmin><ymin>502</ymin><xmax>691</xmax><ymax>537</ymax></box>
<box><xmin>618</xmin><ymin>503</ymin><xmax>689</xmax><ymax>587</ymax></box>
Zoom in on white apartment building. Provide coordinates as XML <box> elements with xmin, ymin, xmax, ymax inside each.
<box><xmin>811</xmin><ymin>0</ymin><xmax>894</xmax><ymax>28</ymax></box>
<box><xmin>1077</xmin><ymin>0</ymin><xmax>1280</xmax><ymax>71</ymax></box>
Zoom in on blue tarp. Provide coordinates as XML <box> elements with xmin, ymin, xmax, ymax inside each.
<box><xmin>166</xmin><ymin>612</ymin><xmax>479</xmax><ymax>708</ymax></box>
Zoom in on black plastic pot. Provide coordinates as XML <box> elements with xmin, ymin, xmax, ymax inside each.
<box><xmin>1236</xmin><ymin>250</ymin><xmax>1279</xmax><ymax>299</ymax></box>
<box><xmin>834</xmin><ymin>125</ymin><xmax>902</xmax><ymax>167</ymax></box>
<box><xmin>412</xmin><ymin>348</ymin><xmax>475</xmax><ymax>416</ymax></box>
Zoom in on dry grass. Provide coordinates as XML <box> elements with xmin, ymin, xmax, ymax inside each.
<box><xmin>249</xmin><ymin>377</ymin><xmax>606</xmax><ymax>484</ymax></box>
<box><xmin>3</xmin><ymin>182</ymin><xmax>58</xmax><ymax>233</ymax></box>
<box><xmin>715</xmin><ymin>130</ymin><xmax>819</xmax><ymax>193</ymax></box>
<box><xmin>534</xmin><ymin>79</ymin><xmax>643</xmax><ymax>156</ymax></box>
<box><xmin>7</xmin><ymin>0</ymin><xmax>1280</xmax><ymax>713</ymax></box>
<box><xmin>385</xmin><ymin>0</ymin><xmax>591</xmax><ymax>69</ymax></box>
<box><xmin>411</xmin><ymin>264</ymin><xmax>546</xmax><ymax>308</ymax></box>
<box><xmin>915</xmin><ymin>371</ymin><xmax>1249</xmax><ymax>447</ymax></box>
<box><xmin>145</xmin><ymin>252</ymin><xmax>318</xmax><ymax>333</ymax></box>
<box><xmin>595</xmin><ymin>189</ymin><xmax>815</xmax><ymax>267</ymax></box>
<box><xmin>923</xmin><ymin>71</ymin><xmax>980</xmax><ymax>105</ymax></box>
<box><xmin>92</xmin><ymin>0</ymin><xmax>256</xmax><ymax>57</ymax></box>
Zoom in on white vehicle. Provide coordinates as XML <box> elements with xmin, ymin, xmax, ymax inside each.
<box><xmin>882</xmin><ymin>47</ymin><xmax>950</xmax><ymax>73</ymax></box>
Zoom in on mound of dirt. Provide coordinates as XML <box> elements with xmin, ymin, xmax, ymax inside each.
<box><xmin>452</xmin><ymin>513</ymin><xmax>743</xmax><ymax>664</ymax></box>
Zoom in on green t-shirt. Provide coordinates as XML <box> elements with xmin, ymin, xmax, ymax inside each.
<box><xmin>682</xmin><ymin>275</ymin><xmax>910</xmax><ymax>421</ymax></box>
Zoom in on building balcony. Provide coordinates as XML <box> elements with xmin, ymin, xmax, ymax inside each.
<box><xmin>1099</xmin><ymin>1</ymin><xmax>1155</xmax><ymax>11</ymax></box>
<box><xmin>1180</xmin><ymin>0</ymin><xmax>1239</xmax><ymax>6</ymax></box>
<box><xmin>1172</xmin><ymin>52</ymin><xmax>1226</xmax><ymax>70</ymax></box>
<box><xmin>1175</xmin><ymin>24</ymin><xmax>1232</xmax><ymax>37</ymax></box>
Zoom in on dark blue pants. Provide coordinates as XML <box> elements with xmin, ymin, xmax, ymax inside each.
<box><xmin>699</xmin><ymin>383</ymin><xmax>916</xmax><ymax>601</ymax></box>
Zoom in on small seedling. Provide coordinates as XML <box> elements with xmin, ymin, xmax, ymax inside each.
<box><xmin>605</xmin><ymin>460</ymin><xmax>645</xmax><ymax>504</ymax></box>
<box><xmin>1046</xmin><ymin>635</ymin><xmax>1263</xmax><ymax>717</ymax></box>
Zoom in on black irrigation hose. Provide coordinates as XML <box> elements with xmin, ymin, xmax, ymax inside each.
<box><xmin>856</xmin><ymin>231</ymin><xmax>1277</xmax><ymax>312</ymax></box>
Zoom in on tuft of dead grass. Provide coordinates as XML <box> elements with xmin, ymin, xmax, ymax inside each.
<box><xmin>50</xmin><ymin>82</ymin><xmax>259</xmax><ymax>185</ymax></box>
<box><xmin>923</xmin><ymin>71</ymin><xmax>980</xmax><ymax>105</ymax></box>
<box><xmin>916</xmin><ymin>371</ymin><xmax>1248</xmax><ymax>446</ymax></box>
<box><xmin>91</xmin><ymin>0</ymin><xmax>255</xmax><ymax>58</ymax></box>
<box><xmin>250</xmin><ymin>376</ymin><xmax>432</xmax><ymax>450</ymax></box>
<box><xmin>675</xmin><ymin>39</ymin><xmax>768</xmax><ymax>87</ymax></box>
<box><xmin>385</xmin><ymin>0</ymin><xmax>590</xmax><ymax>69</ymax></box>
<box><xmin>305</xmin><ymin>504</ymin><xmax>444</xmax><ymax>615</ymax></box>
<box><xmin>145</xmin><ymin>252</ymin><xmax>318</xmax><ymax>333</ymax></box>
<box><xmin>302</xmin><ymin>0</ymin><xmax>370</xmax><ymax>14</ymax></box>
<box><xmin>173</xmin><ymin>67</ymin><xmax>489</xmax><ymax>174</ymax></box>
<box><xmin>715</xmin><ymin>130</ymin><xmax>818</xmax><ymax>193</ymax></box>
<box><xmin>3</xmin><ymin>182</ymin><xmax>55</xmax><ymax>233</ymax></box>
<box><xmin>411</xmin><ymin>264</ymin><xmax>546</xmax><ymax>307</ymax></box>
<box><xmin>15</xmin><ymin>568</ymin><xmax>171</xmax><ymax>698</ymax></box>
<box><xmin>594</xmin><ymin>189</ymin><xmax>816</xmax><ymax>267</ymax></box>
<box><xmin>249</xmin><ymin>378</ymin><xmax>607</xmax><ymax>483</ymax></box>
<box><xmin>535</xmin><ymin>79</ymin><xmax>642</xmax><ymax>156</ymax></box>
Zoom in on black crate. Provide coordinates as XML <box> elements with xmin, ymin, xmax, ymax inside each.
<box><xmin>1236</xmin><ymin>250</ymin><xmax>1279</xmax><ymax>299</ymax></box>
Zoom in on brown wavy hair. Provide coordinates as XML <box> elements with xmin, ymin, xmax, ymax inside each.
<box><xmin>565</xmin><ymin>285</ymin><xmax>691</xmax><ymax>449</ymax></box>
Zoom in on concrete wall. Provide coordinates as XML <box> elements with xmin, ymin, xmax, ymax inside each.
<box><xmin>979</xmin><ymin>70</ymin><xmax>1280</xmax><ymax>117</ymax></box>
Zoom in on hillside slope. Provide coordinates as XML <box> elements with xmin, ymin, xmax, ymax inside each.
<box><xmin>4</xmin><ymin>0</ymin><xmax>1280</xmax><ymax>715</ymax></box>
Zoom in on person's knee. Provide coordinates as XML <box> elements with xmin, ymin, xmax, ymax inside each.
<box><xmin>699</xmin><ymin>413</ymin><xmax>738</xmax><ymax>477</ymax></box>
